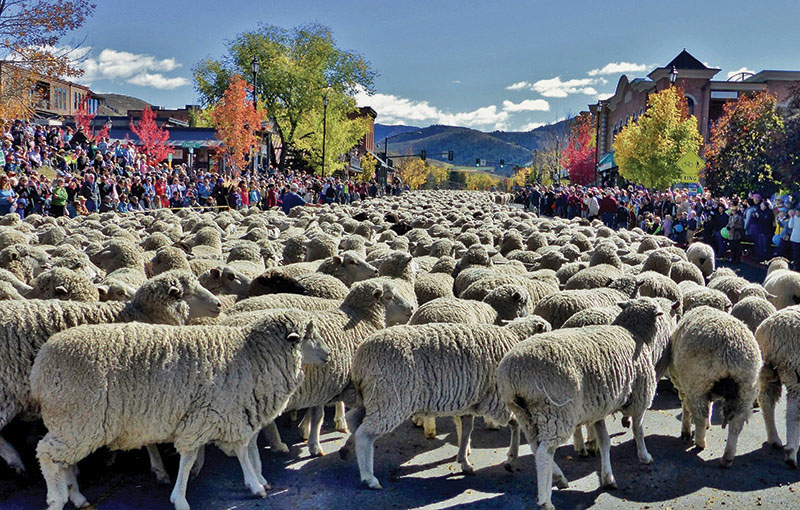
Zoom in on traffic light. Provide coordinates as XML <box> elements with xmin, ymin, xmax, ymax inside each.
<box><xmin>420</xmin><ymin>149</ymin><xmax>426</xmax><ymax>161</ymax></box>
<box><xmin>500</xmin><ymin>159</ymin><xmax>505</xmax><ymax>168</ymax></box>
<box><xmin>448</xmin><ymin>150</ymin><xmax>454</xmax><ymax>161</ymax></box>
<box><xmin>476</xmin><ymin>158</ymin><xmax>481</xmax><ymax>167</ymax></box>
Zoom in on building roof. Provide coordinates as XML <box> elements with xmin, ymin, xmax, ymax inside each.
<box><xmin>664</xmin><ymin>49</ymin><xmax>708</xmax><ymax>70</ymax></box>
<box><xmin>94</xmin><ymin>93</ymin><xmax>152</xmax><ymax>116</ymax></box>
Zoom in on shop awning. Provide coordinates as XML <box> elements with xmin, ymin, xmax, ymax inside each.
<box><xmin>597</xmin><ymin>151</ymin><xmax>616</xmax><ymax>172</ymax></box>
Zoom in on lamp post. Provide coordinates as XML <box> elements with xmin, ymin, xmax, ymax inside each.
<box><xmin>250</xmin><ymin>56</ymin><xmax>260</xmax><ymax>173</ymax></box>
<box><xmin>669</xmin><ymin>66</ymin><xmax>678</xmax><ymax>86</ymax></box>
<box><xmin>321</xmin><ymin>92</ymin><xmax>329</xmax><ymax>177</ymax></box>
<box><xmin>594</xmin><ymin>102</ymin><xmax>602</xmax><ymax>186</ymax></box>
<box><xmin>381</xmin><ymin>130</ymin><xmax>422</xmax><ymax>185</ymax></box>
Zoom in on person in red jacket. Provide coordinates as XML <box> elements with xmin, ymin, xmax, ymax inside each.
<box><xmin>599</xmin><ymin>191</ymin><xmax>618</xmax><ymax>229</ymax></box>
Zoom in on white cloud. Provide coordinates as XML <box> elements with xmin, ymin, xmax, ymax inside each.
<box><xmin>726</xmin><ymin>66</ymin><xmax>755</xmax><ymax>79</ymax></box>
<box><xmin>127</xmin><ymin>73</ymin><xmax>189</xmax><ymax>90</ymax></box>
<box><xmin>451</xmin><ymin>80</ymin><xmax>461</xmax><ymax>84</ymax></box>
<box><xmin>506</xmin><ymin>77</ymin><xmax>600</xmax><ymax>98</ymax></box>
<box><xmin>356</xmin><ymin>89</ymin><xmax>510</xmax><ymax>130</ymax></box>
<box><xmin>81</xmin><ymin>48</ymin><xmax>181</xmax><ymax>81</ymax></box>
<box><xmin>502</xmin><ymin>99</ymin><xmax>550</xmax><ymax>112</ymax></box>
<box><xmin>588</xmin><ymin>61</ymin><xmax>647</xmax><ymax>76</ymax></box>
<box><xmin>520</xmin><ymin>121</ymin><xmax>545</xmax><ymax>131</ymax></box>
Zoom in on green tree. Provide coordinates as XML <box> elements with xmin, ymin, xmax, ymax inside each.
<box><xmin>613</xmin><ymin>86</ymin><xmax>703</xmax><ymax>190</ymax></box>
<box><xmin>193</xmin><ymin>23</ymin><xmax>376</xmax><ymax>170</ymax></box>
<box><xmin>704</xmin><ymin>91</ymin><xmax>784</xmax><ymax>197</ymax></box>
<box><xmin>774</xmin><ymin>87</ymin><xmax>800</xmax><ymax>192</ymax></box>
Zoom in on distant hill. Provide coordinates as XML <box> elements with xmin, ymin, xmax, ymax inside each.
<box><xmin>94</xmin><ymin>93</ymin><xmax>152</xmax><ymax>116</ymax></box>
<box><xmin>376</xmin><ymin>120</ymin><xmax>570</xmax><ymax>177</ymax></box>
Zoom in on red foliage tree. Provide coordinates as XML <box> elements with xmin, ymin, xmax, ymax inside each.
<box><xmin>73</xmin><ymin>95</ymin><xmax>109</xmax><ymax>141</ymax></box>
<box><xmin>560</xmin><ymin>112</ymin><xmax>596</xmax><ymax>185</ymax></box>
<box><xmin>210</xmin><ymin>74</ymin><xmax>266</xmax><ymax>171</ymax></box>
<box><xmin>130</xmin><ymin>105</ymin><xmax>172</xmax><ymax>163</ymax></box>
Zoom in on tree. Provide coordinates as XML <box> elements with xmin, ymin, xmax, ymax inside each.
<box><xmin>613</xmin><ymin>86</ymin><xmax>703</xmax><ymax>190</ymax></box>
<box><xmin>426</xmin><ymin>166</ymin><xmax>449</xmax><ymax>188</ymax></box>
<box><xmin>130</xmin><ymin>105</ymin><xmax>172</xmax><ymax>163</ymax></box>
<box><xmin>531</xmin><ymin>131</ymin><xmax>567</xmax><ymax>184</ymax></box>
<box><xmin>508</xmin><ymin>166</ymin><xmax>532</xmax><ymax>187</ymax></box>
<box><xmin>465</xmin><ymin>172</ymin><xmax>500</xmax><ymax>190</ymax></box>
<box><xmin>773</xmin><ymin>87</ymin><xmax>800</xmax><ymax>192</ymax></box>
<box><xmin>210</xmin><ymin>74</ymin><xmax>266</xmax><ymax>171</ymax></box>
<box><xmin>396</xmin><ymin>158</ymin><xmax>429</xmax><ymax>190</ymax></box>
<box><xmin>291</xmin><ymin>93</ymin><xmax>369</xmax><ymax>176</ymax></box>
<box><xmin>73</xmin><ymin>95</ymin><xmax>108</xmax><ymax>141</ymax></box>
<box><xmin>0</xmin><ymin>0</ymin><xmax>95</xmax><ymax>120</ymax></box>
<box><xmin>560</xmin><ymin>112</ymin><xmax>596</xmax><ymax>185</ymax></box>
<box><xmin>704</xmin><ymin>92</ymin><xmax>784</xmax><ymax>197</ymax></box>
<box><xmin>194</xmin><ymin>23</ymin><xmax>376</xmax><ymax>170</ymax></box>
<box><xmin>358</xmin><ymin>153</ymin><xmax>378</xmax><ymax>183</ymax></box>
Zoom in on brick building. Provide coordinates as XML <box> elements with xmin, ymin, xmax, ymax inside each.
<box><xmin>0</xmin><ymin>61</ymin><xmax>99</xmax><ymax>119</ymax></box>
<box><xmin>590</xmin><ymin>50</ymin><xmax>800</xmax><ymax>183</ymax></box>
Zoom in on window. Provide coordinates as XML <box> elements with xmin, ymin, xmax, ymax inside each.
<box><xmin>686</xmin><ymin>96</ymin><xmax>695</xmax><ymax>116</ymax></box>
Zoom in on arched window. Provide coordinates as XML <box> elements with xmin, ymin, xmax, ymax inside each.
<box><xmin>685</xmin><ymin>96</ymin><xmax>695</xmax><ymax>116</ymax></box>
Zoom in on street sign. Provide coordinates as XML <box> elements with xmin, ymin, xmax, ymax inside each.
<box><xmin>675</xmin><ymin>153</ymin><xmax>704</xmax><ymax>183</ymax></box>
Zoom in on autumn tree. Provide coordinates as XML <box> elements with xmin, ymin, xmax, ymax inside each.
<box><xmin>0</xmin><ymin>0</ymin><xmax>95</xmax><ymax>120</ymax></box>
<box><xmin>531</xmin><ymin>131</ymin><xmax>567</xmax><ymax>184</ymax></box>
<box><xmin>704</xmin><ymin>91</ymin><xmax>784</xmax><ymax>197</ymax></box>
<box><xmin>507</xmin><ymin>165</ymin><xmax>532</xmax><ymax>187</ymax></box>
<box><xmin>614</xmin><ymin>86</ymin><xmax>703</xmax><ymax>190</ymax></box>
<box><xmin>773</xmin><ymin>87</ymin><xmax>800</xmax><ymax>192</ymax></box>
<box><xmin>73</xmin><ymin>95</ymin><xmax>108</xmax><ymax>141</ymax></box>
<box><xmin>396</xmin><ymin>158</ymin><xmax>430</xmax><ymax>189</ymax></box>
<box><xmin>425</xmin><ymin>165</ymin><xmax>449</xmax><ymax>188</ymax></box>
<box><xmin>465</xmin><ymin>172</ymin><xmax>500</xmax><ymax>190</ymax></box>
<box><xmin>130</xmin><ymin>105</ymin><xmax>172</xmax><ymax>163</ymax></box>
<box><xmin>560</xmin><ymin>112</ymin><xmax>596</xmax><ymax>185</ymax></box>
<box><xmin>358</xmin><ymin>153</ymin><xmax>378</xmax><ymax>183</ymax></box>
<box><xmin>194</xmin><ymin>23</ymin><xmax>376</xmax><ymax>170</ymax></box>
<box><xmin>210</xmin><ymin>74</ymin><xmax>266</xmax><ymax>171</ymax></box>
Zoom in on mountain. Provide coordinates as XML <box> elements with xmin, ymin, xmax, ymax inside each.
<box><xmin>376</xmin><ymin>120</ymin><xmax>570</xmax><ymax>177</ymax></box>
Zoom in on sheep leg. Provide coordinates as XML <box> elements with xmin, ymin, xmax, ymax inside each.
<box><xmin>298</xmin><ymin>409</ymin><xmax>311</xmax><ymax>440</ymax></box>
<box><xmin>411</xmin><ymin>414</ymin><xmax>424</xmax><ymax>428</ymax></box>
<box><xmin>721</xmin><ymin>416</ymin><xmax>745</xmax><ymax>468</ymax></box>
<box><xmin>40</xmin><ymin>459</ymin><xmax>69</xmax><ymax>510</ymax></box>
<box><xmin>190</xmin><ymin>446</ymin><xmax>205</xmax><ymax>479</ymax></box>
<box><xmin>340</xmin><ymin>406</ymin><xmax>365</xmax><ymax>461</ymax></box>
<box><xmin>234</xmin><ymin>439</ymin><xmax>267</xmax><ymax>497</ymax></box>
<box><xmin>785</xmin><ymin>396</ymin><xmax>800</xmax><ymax>469</ymax></box>
<box><xmin>334</xmin><ymin>401</ymin><xmax>349</xmax><ymax>433</ymax></box>
<box><xmin>690</xmin><ymin>398</ymin><xmax>710</xmax><ymax>450</ymax></box>
<box><xmin>535</xmin><ymin>442</ymin><xmax>557</xmax><ymax>510</ymax></box>
<box><xmin>0</xmin><ymin>435</ymin><xmax>25</xmax><ymax>475</ymax></box>
<box><xmin>169</xmin><ymin>448</ymin><xmax>198</xmax><ymax>510</ymax></box>
<box><xmin>758</xmin><ymin>368</ymin><xmax>783</xmax><ymax>448</ymax></box>
<box><xmin>146</xmin><ymin>444</ymin><xmax>170</xmax><ymax>484</ymax></box>
<box><xmin>593</xmin><ymin>419</ymin><xmax>617</xmax><ymax>489</ymax></box>
<box><xmin>680</xmin><ymin>400</ymin><xmax>693</xmax><ymax>442</ymax></box>
<box><xmin>630</xmin><ymin>413</ymin><xmax>653</xmax><ymax>464</ymax></box>
<box><xmin>247</xmin><ymin>433</ymin><xmax>270</xmax><ymax>490</ymax></box>
<box><xmin>585</xmin><ymin>425</ymin><xmax>598</xmax><ymax>456</ymax></box>
<box><xmin>573</xmin><ymin>426</ymin><xmax>589</xmax><ymax>457</ymax></box>
<box><xmin>505</xmin><ymin>418</ymin><xmax>520</xmax><ymax>471</ymax></box>
<box><xmin>423</xmin><ymin>416</ymin><xmax>437</xmax><ymax>439</ymax></box>
<box><xmin>262</xmin><ymin>421</ymin><xmax>289</xmax><ymax>453</ymax></box>
<box><xmin>355</xmin><ymin>425</ymin><xmax>381</xmax><ymax>489</ymax></box>
<box><xmin>307</xmin><ymin>406</ymin><xmax>326</xmax><ymax>457</ymax></box>
<box><xmin>456</xmin><ymin>415</ymin><xmax>475</xmax><ymax>474</ymax></box>
<box><xmin>65</xmin><ymin>464</ymin><xmax>88</xmax><ymax>509</ymax></box>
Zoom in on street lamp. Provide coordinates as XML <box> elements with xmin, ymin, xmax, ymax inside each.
<box><xmin>594</xmin><ymin>102</ymin><xmax>602</xmax><ymax>186</ymax></box>
<box><xmin>321</xmin><ymin>92</ymin><xmax>329</xmax><ymax>177</ymax></box>
<box><xmin>669</xmin><ymin>66</ymin><xmax>678</xmax><ymax>85</ymax></box>
<box><xmin>250</xmin><ymin>56</ymin><xmax>260</xmax><ymax>111</ymax></box>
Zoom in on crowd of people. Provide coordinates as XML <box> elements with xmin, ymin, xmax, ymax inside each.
<box><xmin>0</xmin><ymin>119</ymin><xmax>405</xmax><ymax>220</ymax></box>
<box><xmin>3</xmin><ymin>118</ymin><xmax>800</xmax><ymax>271</ymax></box>
<box><xmin>513</xmin><ymin>184</ymin><xmax>800</xmax><ymax>270</ymax></box>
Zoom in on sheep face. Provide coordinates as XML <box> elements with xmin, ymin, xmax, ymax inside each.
<box><xmin>337</xmin><ymin>252</ymin><xmax>378</xmax><ymax>284</ymax></box>
<box><xmin>97</xmin><ymin>281</ymin><xmax>137</xmax><ymax>302</ymax></box>
<box><xmin>379</xmin><ymin>284</ymin><xmax>415</xmax><ymax>326</ymax></box>
<box><xmin>298</xmin><ymin>320</ymin><xmax>331</xmax><ymax>365</ymax></box>
<box><xmin>200</xmin><ymin>266</ymin><xmax>251</xmax><ymax>297</ymax></box>
<box><xmin>183</xmin><ymin>279</ymin><xmax>223</xmax><ymax>320</ymax></box>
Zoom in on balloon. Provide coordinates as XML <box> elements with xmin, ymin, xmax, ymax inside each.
<box><xmin>773</xmin><ymin>235</ymin><xmax>782</xmax><ymax>246</ymax></box>
<box><xmin>720</xmin><ymin>227</ymin><xmax>729</xmax><ymax>240</ymax></box>
<box><xmin>674</xmin><ymin>224</ymin><xmax>684</xmax><ymax>232</ymax></box>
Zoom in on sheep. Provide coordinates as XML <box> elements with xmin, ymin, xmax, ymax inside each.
<box><xmin>262</xmin><ymin>279</ymin><xmax>415</xmax><ymax>456</ymax></box>
<box><xmin>96</xmin><ymin>280</ymin><xmax>137</xmax><ymax>302</ymax></box>
<box><xmin>316</xmin><ymin>251</ymin><xmax>379</xmax><ymax>286</ymax></box>
<box><xmin>730</xmin><ymin>296</ymin><xmax>776</xmax><ymax>333</ymax></box>
<box><xmin>640</xmin><ymin>249</ymin><xmax>677</xmax><ymax>276</ymax></box>
<box><xmin>343</xmin><ymin>316</ymin><xmax>552</xmax><ymax>488</ymax></box>
<box><xmin>460</xmin><ymin>273</ymin><xmax>558</xmax><ymax>305</ymax></box>
<box><xmin>682</xmin><ymin>287</ymin><xmax>732</xmax><ymax>313</ymax></box>
<box><xmin>51</xmin><ymin>252</ymin><xmax>103</xmax><ymax>281</ymax></box>
<box><xmin>27</xmin><ymin>267</ymin><xmax>100</xmax><ymax>302</ymax></box>
<box><xmin>555</xmin><ymin>261</ymin><xmax>589</xmax><ymax>286</ymax></box>
<box><xmin>410</xmin><ymin>284</ymin><xmax>529</xmax><ymax>326</ymax></box>
<box><xmin>148</xmin><ymin>246</ymin><xmax>192</xmax><ymax>276</ymax></box>
<box><xmin>754</xmin><ymin>305</ymin><xmax>800</xmax><ymax>467</ymax></box>
<box><xmin>496</xmin><ymin>298</ymin><xmax>673</xmax><ymax>509</ymax></box>
<box><xmin>708</xmin><ymin>275</ymin><xmax>751</xmax><ymax>305</ymax></box>
<box><xmin>282</xmin><ymin>235</ymin><xmax>307</xmax><ymax>263</ymax></box>
<box><xmin>686</xmin><ymin>242</ymin><xmax>715</xmax><ymax>278</ymax></box>
<box><xmin>32</xmin><ymin>310</ymin><xmax>330</xmax><ymax>510</ymax></box>
<box><xmin>198</xmin><ymin>266</ymin><xmax>252</xmax><ymax>298</ymax></box>
<box><xmin>0</xmin><ymin>268</ymin><xmax>33</xmax><ymax>295</ymax></box>
<box><xmin>636</xmin><ymin>271</ymin><xmax>682</xmax><ymax>305</ymax></box>
<box><xmin>414</xmin><ymin>272</ymin><xmax>455</xmax><ymax>305</ymax></box>
<box><xmin>374</xmin><ymin>250</ymin><xmax>418</xmax><ymax>308</ymax></box>
<box><xmin>0</xmin><ymin>270</ymin><xmax>222</xmax><ymax>475</ymax></box>
<box><xmin>0</xmin><ymin>245</ymin><xmax>33</xmax><ymax>283</ymax></box>
<box><xmin>763</xmin><ymin>268</ymin><xmax>800</xmax><ymax>310</ymax></box>
<box><xmin>228</xmin><ymin>294</ymin><xmax>341</xmax><ymax>315</ymax></box>
<box><xmin>452</xmin><ymin>244</ymin><xmax>493</xmax><ymax>278</ymax></box>
<box><xmin>564</xmin><ymin>264</ymin><xmax>622</xmax><ymax>290</ymax></box>
<box><xmin>669</xmin><ymin>306</ymin><xmax>761</xmax><ymax>466</ymax></box>
<box><xmin>669</xmin><ymin>260</ymin><xmax>706</xmax><ymax>286</ymax></box>
<box><xmin>0</xmin><ymin>280</ymin><xmax>25</xmax><ymax>300</ymax></box>
<box><xmin>91</xmin><ymin>239</ymin><xmax>145</xmax><ymax>274</ymax></box>
<box><xmin>589</xmin><ymin>242</ymin><xmax>623</xmax><ymax>269</ymax></box>
<box><xmin>249</xmin><ymin>271</ymin><xmax>348</xmax><ymax>300</ymax></box>
<box><xmin>533</xmin><ymin>287</ymin><xmax>628</xmax><ymax>329</ymax></box>
<box><xmin>561</xmin><ymin>305</ymin><xmax>622</xmax><ymax>328</ymax></box>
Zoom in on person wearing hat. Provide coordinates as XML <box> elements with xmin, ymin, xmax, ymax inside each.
<box><xmin>74</xmin><ymin>196</ymin><xmax>89</xmax><ymax>216</ymax></box>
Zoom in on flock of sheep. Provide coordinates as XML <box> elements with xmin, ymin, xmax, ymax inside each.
<box><xmin>0</xmin><ymin>189</ymin><xmax>799</xmax><ymax>510</ymax></box>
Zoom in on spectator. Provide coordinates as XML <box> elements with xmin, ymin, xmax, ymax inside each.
<box><xmin>0</xmin><ymin>175</ymin><xmax>16</xmax><ymax>215</ymax></box>
<box><xmin>727</xmin><ymin>204</ymin><xmax>745</xmax><ymax>263</ymax></box>
<box><xmin>789</xmin><ymin>208</ymin><xmax>800</xmax><ymax>270</ymax></box>
<box><xmin>50</xmin><ymin>177</ymin><xmax>68</xmax><ymax>217</ymax></box>
<box><xmin>753</xmin><ymin>200</ymin><xmax>775</xmax><ymax>262</ymax></box>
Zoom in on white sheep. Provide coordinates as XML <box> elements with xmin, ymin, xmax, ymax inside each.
<box><xmin>686</xmin><ymin>242</ymin><xmax>715</xmax><ymax>278</ymax></box>
<box><xmin>763</xmin><ymin>267</ymin><xmax>800</xmax><ymax>310</ymax></box>
<box><xmin>32</xmin><ymin>310</ymin><xmax>330</xmax><ymax>510</ymax></box>
<box><xmin>410</xmin><ymin>284</ymin><xmax>529</xmax><ymax>326</ymax></box>
<box><xmin>533</xmin><ymin>287</ymin><xmax>627</xmax><ymax>329</ymax></box>
<box><xmin>669</xmin><ymin>306</ymin><xmax>761</xmax><ymax>466</ymax></box>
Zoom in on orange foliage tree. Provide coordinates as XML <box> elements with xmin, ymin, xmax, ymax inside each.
<box><xmin>210</xmin><ymin>74</ymin><xmax>266</xmax><ymax>171</ymax></box>
<box><xmin>73</xmin><ymin>95</ymin><xmax>108</xmax><ymax>141</ymax></box>
<box><xmin>560</xmin><ymin>112</ymin><xmax>596</xmax><ymax>185</ymax></box>
<box><xmin>130</xmin><ymin>106</ymin><xmax>172</xmax><ymax>163</ymax></box>
<box><xmin>0</xmin><ymin>0</ymin><xmax>96</xmax><ymax>120</ymax></box>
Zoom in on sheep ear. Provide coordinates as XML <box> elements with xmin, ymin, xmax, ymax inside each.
<box><xmin>97</xmin><ymin>285</ymin><xmax>109</xmax><ymax>298</ymax></box>
<box><xmin>287</xmin><ymin>332</ymin><xmax>302</xmax><ymax>343</ymax></box>
<box><xmin>168</xmin><ymin>285</ymin><xmax>182</xmax><ymax>298</ymax></box>
<box><xmin>616</xmin><ymin>301</ymin><xmax>631</xmax><ymax>309</ymax></box>
<box><xmin>671</xmin><ymin>300</ymin><xmax>681</xmax><ymax>312</ymax></box>
<box><xmin>765</xmin><ymin>292</ymin><xmax>777</xmax><ymax>300</ymax></box>
<box><xmin>7</xmin><ymin>251</ymin><xmax>18</xmax><ymax>261</ymax></box>
<box><xmin>372</xmin><ymin>287</ymin><xmax>384</xmax><ymax>299</ymax></box>
<box><xmin>333</xmin><ymin>255</ymin><xmax>344</xmax><ymax>265</ymax></box>
<box><xmin>537</xmin><ymin>323</ymin><xmax>546</xmax><ymax>333</ymax></box>
<box><xmin>512</xmin><ymin>291</ymin><xmax>522</xmax><ymax>301</ymax></box>
<box><xmin>211</xmin><ymin>267</ymin><xmax>222</xmax><ymax>278</ymax></box>
<box><xmin>54</xmin><ymin>285</ymin><xmax>68</xmax><ymax>296</ymax></box>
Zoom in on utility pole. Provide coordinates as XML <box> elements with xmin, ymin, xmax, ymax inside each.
<box><xmin>321</xmin><ymin>92</ymin><xmax>328</xmax><ymax>177</ymax></box>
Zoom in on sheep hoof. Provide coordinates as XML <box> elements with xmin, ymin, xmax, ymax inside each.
<box><xmin>621</xmin><ymin>416</ymin><xmax>631</xmax><ymax>428</ymax></box>
<box><xmin>361</xmin><ymin>477</ymin><xmax>382</xmax><ymax>490</ymax></box>
<box><xmin>538</xmin><ymin>503</ymin><xmax>555</xmax><ymax>510</ymax></box>
<box><xmin>336</xmin><ymin>425</ymin><xmax>350</xmax><ymax>434</ymax></box>
<box><xmin>153</xmin><ymin>470</ymin><xmax>171</xmax><ymax>485</ymax></box>
<box><xmin>720</xmin><ymin>457</ymin><xmax>734</xmax><ymax>468</ymax></box>
<box><xmin>577</xmin><ymin>447</ymin><xmax>590</xmax><ymax>458</ymax></box>
<box><xmin>424</xmin><ymin>431</ymin><xmax>437</xmax><ymax>440</ymax></box>
<box><xmin>764</xmin><ymin>441</ymin><xmax>783</xmax><ymax>451</ymax></box>
<box><xmin>694</xmin><ymin>440</ymin><xmax>706</xmax><ymax>450</ymax></box>
<box><xmin>272</xmin><ymin>442</ymin><xmax>290</xmax><ymax>453</ymax></box>
<box><xmin>503</xmin><ymin>460</ymin><xmax>518</xmax><ymax>472</ymax></box>
<box><xmin>261</xmin><ymin>481</ymin><xmax>272</xmax><ymax>491</ymax></box>
<box><xmin>309</xmin><ymin>446</ymin><xmax>325</xmax><ymax>457</ymax></box>
<box><xmin>680</xmin><ymin>431</ymin><xmax>693</xmax><ymax>443</ymax></box>
<box><xmin>638</xmin><ymin>453</ymin><xmax>654</xmax><ymax>465</ymax></box>
<box><xmin>601</xmin><ymin>476</ymin><xmax>618</xmax><ymax>490</ymax></box>
<box><xmin>553</xmin><ymin>474</ymin><xmax>569</xmax><ymax>489</ymax></box>
<box><xmin>585</xmin><ymin>441</ymin><xmax>598</xmax><ymax>456</ymax></box>
<box><xmin>461</xmin><ymin>463</ymin><xmax>475</xmax><ymax>475</ymax></box>
<box><xmin>784</xmin><ymin>452</ymin><xmax>798</xmax><ymax>469</ymax></box>
<box><xmin>9</xmin><ymin>462</ymin><xmax>26</xmax><ymax>477</ymax></box>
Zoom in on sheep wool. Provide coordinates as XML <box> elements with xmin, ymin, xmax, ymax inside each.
<box><xmin>32</xmin><ymin>310</ymin><xmax>329</xmax><ymax>510</ymax></box>
<box><xmin>730</xmin><ymin>296</ymin><xmax>776</xmax><ymax>333</ymax></box>
<box><xmin>533</xmin><ymin>287</ymin><xmax>627</xmax><ymax>329</ymax></box>
<box><xmin>27</xmin><ymin>267</ymin><xmax>100</xmax><ymax>302</ymax></box>
<box><xmin>410</xmin><ymin>285</ymin><xmax>529</xmax><ymax>326</ymax></box>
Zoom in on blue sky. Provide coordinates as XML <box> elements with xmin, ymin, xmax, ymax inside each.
<box><xmin>68</xmin><ymin>0</ymin><xmax>800</xmax><ymax>132</ymax></box>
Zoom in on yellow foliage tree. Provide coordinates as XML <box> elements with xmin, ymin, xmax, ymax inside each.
<box><xmin>396</xmin><ymin>158</ymin><xmax>430</xmax><ymax>189</ymax></box>
<box><xmin>508</xmin><ymin>166</ymin><xmax>532</xmax><ymax>187</ymax></box>
<box><xmin>427</xmin><ymin>166</ymin><xmax>449</xmax><ymax>188</ymax></box>
<box><xmin>358</xmin><ymin>153</ymin><xmax>378</xmax><ymax>183</ymax></box>
<box><xmin>465</xmin><ymin>172</ymin><xmax>499</xmax><ymax>190</ymax></box>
